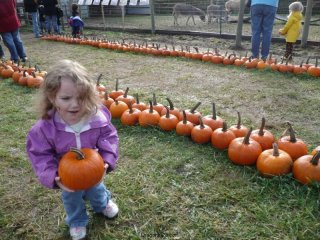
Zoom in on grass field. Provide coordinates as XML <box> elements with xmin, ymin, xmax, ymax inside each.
<box><xmin>0</xmin><ymin>30</ymin><xmax>320</xmax><ymax>239</ymax></box>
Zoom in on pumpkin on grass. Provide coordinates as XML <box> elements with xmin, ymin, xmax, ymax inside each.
<box><xmin>175</xmin><ymin>110</ymin><xmax>194</xmax><ymax>136</ymax></box>
<box><xmin>109</xmin><ymin>100</ymin><xmax>128</xmax><ymax>119</ymax></box>
<box><xmin>293</xmin><ymin>151</ymin><xmax>320</xmax><ymax>185</ymax></box>
<box><xmin>159</xmin><ymin>106</ymin><xmax>179</xmax><ymax>131</ymax></box>
<box><xmin>58</xmin><ymin>148</ymin><xmax>105</xmax><ymax>191</ymax></box>
<box><xmin>160</xmin><ymin>97</ymin><xmax>182</xmax><ymax>120</ymax></box>
<box><xmin>132</xmin><ymin>93</ymin><xmax>147</xmax><ymax>111</ymax></box>
<box><xmin>228</xmin><ymin>128</ymin><xmax>262</xmax><ymax>165</ymax></box>
<box><xmin>250</xmin><ymin>117</ymin><xmax>275</xmax><ymax>150</ymax></box>
<box><xmin>149</xmin><ymin>93</ymin><xmax>164</xmax><ymax>114</ymax></box>
<box><xmin>202</xmin><ymin>102</ymin><xmax>224</xmax><ymax>131</ymax></box>
<box><xmin>277</xmin><ymin>122</ymin><xmax>308</xmax><ymax>160</ymax></box>
<box><xmin>229</xmin><ymin>111</ymin><xmax>248</xmax><ymax>137</ymax></box>
<box><xmin>256</xmin><ymin>143</ymin><xmax>293</xmax><ymax>177</ymax></box>
<box><xmin>120</xmin><ymin>101</ymin><xmax>141</xmax><ymax>126</ymax></box>
<box><xmin>211</xmin><ymin>121</ymin><xmax>236</xmax><ymax>150</ymax></box>
<box><xmin>139</xmin><ymin>101</ymin><xmax>160</xmax><ymax>127</ymax></box>
<box><xmin>109</xmin><ymin>79</ymin><xmax>124</xmax><ymax>100</ymax></box>
<box><xmin>191</xmin><ymin>116</ymin><xmax>213</xmax><ymax>144</ymax></box>
<box><xmin>102</xmin><ymin>91</ymin><xmax>115</xmax><ymax>109</ymax></box>
<box><xmin>116</xmin><ymin>87</ymin><xmax>135</xmax><ymax>106</ymax></box>
<box><xmin>185</xmin><ymin>102</ymin><xmax>202</xmax><ymax>125</ymax></box>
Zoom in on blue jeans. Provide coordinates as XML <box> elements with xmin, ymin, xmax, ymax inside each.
<box><xmin>1</xmin><ymin>29</ymin><xmax>27</xmax><ymax>62</ymax></box>
<box><xmin>61</xmin><ymin>183</ymin><xmax>111</xmax><ymax>227</ymax></box>
<box><xmin>45</xmin><ymin>15</ymin><xmax>58</xmax><ymax>34</ymax></box>
<box><xmin>29</xmin><ymin>11</ymin><xmax>40</xmax><ymax>37</ymax></box>
<box><xmin>250</xmin><ymin>4</ymin><xmax>277</xmax><ymax>59</ymax></box>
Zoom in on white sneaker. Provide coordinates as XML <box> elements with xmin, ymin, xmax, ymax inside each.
<box><xmin>102</xmin><ymin>199</ymin><xmax>119</xmax><ymax>219</ymax></box>
<box><xmin>70</xmin><ymin>226</ymin><xmax>86</xmax><ymax>240</ymax></box>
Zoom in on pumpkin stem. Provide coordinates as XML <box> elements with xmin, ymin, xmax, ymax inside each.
<box><xmin>190</xmin><ymin>102</ymin><xmax>201</xmax><ymax>113</ymax></box>
<box><xmin>198</xmin><ymin>116</ymin><xmax>205</xmax><ymax>129</ymax></box>
<box><xmin>124</xmin><ymin>87</ymin><xmax>129</xmax><ymax>98</ymax></box>
<box><xmin>182</xmin><ymin>110</ymin><xmax>187</xmax><ymax>124</ymax></box>
<box><xmin>128</xmin><ymin>101</ymin><xmax>133</xmax><ymax>114</ymax></box>
<box><xmin>258</xmin><ymin>117</ymin><xmax>266</xmax><ymax>136</ymax></box>
<box><xmin>211</xmin><ymin>103</ymin><xmax>217</xmax><ymax>120</ymax></box>
<box><xmin>166</xmin><ymin>97</ymin><xmax>174</xmax><ymax>110</ymax></box>
<box><xmin>152</xmin><ymin>93</ymin><xmax>158</xmax><ymax>106</ymax></box>
<box><xmin>96</xmin><ymin>74</ymin><xmax>103</xmax><ymax>86</ymax></box>
<box><xmin>104</xmin><ymin>91</ymin><xmax>109</xmax><ymax>100</ymax></box>
<box><xmin>222</xmin><ymin>121</ymin><xmax>227</xmax><ymax>132</ymax></box>
<box><xmin>310</xmin><ymin>151</ymin><xmax>320</xmax><ymax>165</ymax></box>
<box><xmin>135</xmin><ymin>94</ymin><xmax>140</xmax><ymax>104</ymax></box>
<box><xmin>70</xmin><ymin>147</ymin><xmax>85</xmax><ymax>160</ymax></box>
<box><xmin>236</xmin><ymin>111</ymin><xmax>241</xmax><ymax>129</ymax></box>
<box><xmin>115</xmin><ymin>79</ymin><xmax>119</xmax><ymax>91</ymax></box>
<box><xmin>242</xmin><ymin>127</ymin><xmax>253</xmax><ymax>145</ymax></box>
<box><xmin>165</xmin><ymin>106</ymin><xmax>170</xmax><ymax>118</ymax></box>
<box><xmin>149</xmin><ymin>100</ymin><xmax>154</xmax><ymax>113</ymax></box>
<box><xmin>272</xmin><ymin>143</ymin><xmax>280</xmax><ymax>157</ymax></box>
<box><xmin>287</xmin><ymin>122</ymin><xmax>297</xmax><ymax>143</ymax></box>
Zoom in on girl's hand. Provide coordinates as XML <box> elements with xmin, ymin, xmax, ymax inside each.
<box><xmin>55</xmin><ymin>177</ymin><xmax>75</xmax><ymax>192</ymax></box>
<box><xmin>98</xmin><ymin>164</ymin><xmax>109</xmax><ymax>184</ymax></box>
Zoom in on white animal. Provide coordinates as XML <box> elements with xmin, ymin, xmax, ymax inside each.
<box><xmin>225</xmin><ymin>0</ymin><xmax>248</xmax><ymax>14</ymax></box>
<box><xmin>172</xmin><ymin>3</ymin><xmax>206</xmax><ymax>26</ymax></box>
<box><xmin>207</xmin><ymin>4</ymin><xmax>229</xmax><ymax>23</ymax></box>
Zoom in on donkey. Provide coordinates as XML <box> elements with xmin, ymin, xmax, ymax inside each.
<box><xmin>172</xmin><ymin>3</ymin><xmax>206</xmax><ymax>26</ymax></box>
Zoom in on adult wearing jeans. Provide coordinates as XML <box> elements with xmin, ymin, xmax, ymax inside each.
<box><xmin>24</xmin><ymin>0</ymin><xmax>41</xmax><ymax>38</ymax></box>
<box><xmin>250</xmin><ymin>0</ymin><xmax>279</xmax><ymax>60</ymax></box>
<box><xmin>0</xmin><ymin>0</ymin><xmax>27</xmax><ymax>63</ymax></box>
<box><xmin>38</xmin><ymin>0</ymin><xmax>58</xmax><ymax>34</ymax></box>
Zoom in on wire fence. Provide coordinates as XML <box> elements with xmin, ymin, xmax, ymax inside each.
<box><xmin>17</xmin><ymin>0</ymin><xmax>320</xmax><ymax>43</ymax></box>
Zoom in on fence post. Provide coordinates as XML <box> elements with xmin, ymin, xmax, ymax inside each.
<box><xmin>234</xmin><ymin>0</ymin><xmax>246</xmax><ymax>49</ymax></box>
<box><xmin>150</xmin><ymin>0</ymin><xmax>155</xmax><ymax>34</ymax></box>
<box><xmin>301</xmin><ymin>0</ymin><xmax>313</xmax><ymax>47</ymax></box>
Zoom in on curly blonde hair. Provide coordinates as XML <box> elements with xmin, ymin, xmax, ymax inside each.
<box><xmin>289</xmin><ymin>1</ymin><xmax>304</xmax><ymax>13</ymax></box>
<box><xmin>35</xmin><ymin>59</ymin><xmax>100</xmax><ymax>119</ymax></box>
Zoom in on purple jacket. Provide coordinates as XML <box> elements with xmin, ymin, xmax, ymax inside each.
<box><xmin>26</xmin><ymin>106</ymin><xmax>119</xmax><ymax>189</ymax></box>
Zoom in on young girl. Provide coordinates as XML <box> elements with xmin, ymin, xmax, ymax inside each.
<box><xmin>68</xmin><ymin>3</ymin><xmax>84</xmax><ymax>38</ymax></box>
<box><xmin>278</xmin><ymin>1</ymin><xmax>304</xmax><ymax>61</ymax></box>
<box><xmin>26</xmin><ymin>60</ymin><xmax>119</xmax><ymax>240</ymax></box>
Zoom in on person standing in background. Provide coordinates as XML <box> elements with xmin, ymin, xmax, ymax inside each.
<box><xmin>0</xmin><ymin>0</ymin><xmax>28</xmax><ymax>63</ymax></box>
<box><xmin>278</xmin><ymin>1</ymin><xmax>304</xmax><ymax>62</ymax></box>
<box><xmin>38</xmin><ymin>5</ymin><xmax>46</xmax><ymax>34</ymax></box>
<box><xmin>56</xmin><ymin>5</ymin><xmax>64</xmax><ymax>34</ymax></box>
<box><xmin>249</xmin><ymin>0</ymin><xmax>279</xmax><ymax>60</ymax></box>
<box><xmin>38</xmin><ymin>0</ymin><xmax>59</xmax><ymax>34</ymax></box>
<box><xmin>23</xmin><ymin>0</ymin><xmax>42</xmax><ymax>38</ymax></box>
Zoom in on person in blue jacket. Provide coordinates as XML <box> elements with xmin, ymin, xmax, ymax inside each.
<box><xmin>249</xmin><ymin>0</ymin><xmax>279</xmax><ymax>60</ymax></box>
<box><xmin>68</xmin><ymin>3</ymin><xmax>84</xmax><ymax>38</ymax></box>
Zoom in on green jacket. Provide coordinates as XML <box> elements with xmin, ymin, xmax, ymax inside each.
<box><xmin>279</xmin><ymin>11</ymin><xmax>303</xmax><ymax>43</ymax></box>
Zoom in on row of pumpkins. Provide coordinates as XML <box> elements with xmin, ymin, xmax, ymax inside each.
<box><xmin>97</xmin><ymin>78</ymin><xmax>320</xmax><ymax>186</ymax></box>
<box><xmin>0</xmin><ymin>60</ymin><xmax>45</xmax><ymax>87</ymax></box>
<box><xmin>1</xmin><ymin>58</ymin><xmax>320</xmax><ymax>191</ymax></box>
<box><xmin>41</xmin><ymin>34</ymin><xmax>320</xmax><ymax>77</ymax></box>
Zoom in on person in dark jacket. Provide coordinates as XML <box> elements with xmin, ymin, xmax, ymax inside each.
<box><xmin>0</xmin><ymin>0</ymin><xmax>27</xmax><ymax>63</ymax></box>
<box><xmin>23</xmin><ymin>0</ymin><xmax>41</xmax><ymax>38</ymax></box>
<box><xmin>38</xmin><ymin>5</ymin><xmax>46</xmax><ymax>34</ymax></box>
<box><xmin>38</xmin><ymin>0</ymin><xmax>59</xmax><ymax>34</ymax></box>
<box><xmin>56</xmin><ymin>6</ymin><xmax>64</xmax><ymax>34</ymax></box>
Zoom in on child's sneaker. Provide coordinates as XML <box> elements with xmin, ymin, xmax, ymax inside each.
<box><xmin>70</xmin><ymin>226</ymin><xmax>86</xmax><ymax>240</ymax></box>
<box><xmin>102</xmin><ymin>199</ymin><xmax>119</xmax><ymax>219</ymax></box>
